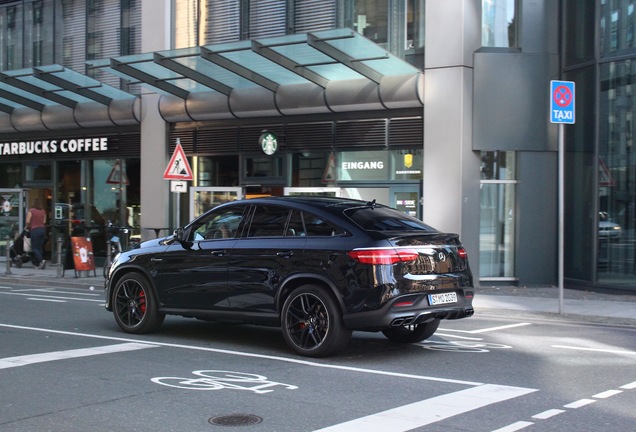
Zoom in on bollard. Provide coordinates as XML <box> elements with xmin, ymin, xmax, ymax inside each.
<box><xmin>105</xmin><ymin>237</ymin><xmax>111</xmax><ymax>271</ymax></box>
<box><xmin>56</xmin><ymin>235</ymin><xmax>63</xmax><ymax>278</ymax></box>
<box><xmin>5</xmin><ymin>235</ymin><xmax>11</xmax><ymax>275</ymax></box>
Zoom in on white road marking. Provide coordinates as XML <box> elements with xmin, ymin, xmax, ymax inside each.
<box><xmin>440</xmin><ymin>322</ymin><xmax>532</xmax><ymax>334</ymax></box>
<box><xmin>38</xmin><ymin>288</ymin><xmax>101</xmax><ymax>297</ymax></box>
<box><xmin>593</xmin><ymin>389</ymin><xmax>622</xmax><ymax>399</ymax></box>
<box><xmin>0</xmin><ymin>342</ymin><xmax>158</xmax><ymax>369</ymax></box>
<box><xmin>0</xmin><ymin>291</ymin><xmax>102</xmax><ymax>303</ymax></box>
<box><xmin>0</xmin><ymin>323</ymin><xmax>484</xmax><ymax>386</ymax></box>
<box><xmin>553</xmin><ymin>345</ymin><xmax>636</xmax><ymax>355</ymax></box>
<box><xmin>621</xmin><ymin>381</ymin><xmax>636</xmax><ymax>389</ymax></box>
<box><xmin>434</xmin><ymin>333</ymin><xmax>484</xmax><ymax>340</ymax></box>
<box><xmin>564</xmin><ymin>399</ymin><xmax>596</xmax><ymax>409</ymax></box>
<box><xmin>27</xmin><ymin>298</ymin><xmax>66</xmax><ymax>303</ymax></box>
<box><xmin>312</xmin><ymin>384</ymin><xmax>537</xmax><ymax>432</ymax></box>
<box><xmin>491</xmin><ymin>421</ymin><xmax>534</xmax><ymax>432</ymax></box>
<box><xmin>532</xmin><ymin>409</ymin><xmax>565</xmax><ymax>419</ymax></box>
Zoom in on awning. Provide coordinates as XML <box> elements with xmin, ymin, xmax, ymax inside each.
<box><xmin>0</xmin><ymin>29</ymin><xmax>423</xmax><ymax>134</ymax></box>
<box><xmin>91</xmin><ymin>29</ymin><xmax>423</xmax><ymax>122</ymax></box>
<box><xmin>0</xmin><ymin>65</ymin><xmax>139</xmax><ymax>133</ymax></box>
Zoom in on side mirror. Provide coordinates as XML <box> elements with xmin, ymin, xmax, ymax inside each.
<box><xmin>175</xmin><ymin>227</ymin><xmax>186</xmax><ymax>242</ymax></box>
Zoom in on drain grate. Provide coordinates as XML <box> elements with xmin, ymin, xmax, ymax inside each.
<box><xmin>208</xmin><ymin>414</ymin><xmax>263</xmax><ymax>427</ymax></box>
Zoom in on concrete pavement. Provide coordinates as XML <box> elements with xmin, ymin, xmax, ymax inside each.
<box><xmin>0</xmin><ymin>259</ymin><xmax>634</xmax><ymax>327</ymax></box>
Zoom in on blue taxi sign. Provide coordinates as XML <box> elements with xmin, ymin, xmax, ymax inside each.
<box><xmin>550</xmin><ymin>80</ymin><xmax>575</xmax><ymax>124</ymax></box>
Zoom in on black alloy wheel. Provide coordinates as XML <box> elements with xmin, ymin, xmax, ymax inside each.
<box><xmin>113</xmin><ymin>272</ymin><xmax>164</xmax><ymax>334</ymax></box>
<box><xmin>381</xmin><ymin>318</ymin><xmax>440</xmax><ymax>344</ymax></box>
<box><xmin>281</xmin><ymin>284</ymin><xmax>351</xmax><ymax>357</ymax></box>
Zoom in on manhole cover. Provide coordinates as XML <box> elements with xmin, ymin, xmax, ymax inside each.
<box><xmin>208</xmin><ymin>414</ymin><xmax>263</xmax><ymax>427</ymax></box>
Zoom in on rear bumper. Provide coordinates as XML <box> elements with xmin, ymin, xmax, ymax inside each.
<box><xmin>342</xmin><ymin>290</ymin><xmax>474</xmax><ymax>331</ymax></box>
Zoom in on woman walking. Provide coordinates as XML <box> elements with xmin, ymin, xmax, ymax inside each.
<box><xmin>26</xmin><ymin>198</ymin><xmax>47</xmax><ymax>269</ymax></box>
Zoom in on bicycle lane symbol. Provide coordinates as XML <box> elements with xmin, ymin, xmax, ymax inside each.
<box><xmin>416</xmin><ymin>340</ymin><xmax>513</xmax><ymax>353</ymax></box>
<box><xmin>151</xmin><ymin>370</ymin><xmax>299</xmax><ymax>394</ymax></box>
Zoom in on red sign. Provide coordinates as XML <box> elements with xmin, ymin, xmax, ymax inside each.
<box><xmin>106</xmin><ymin>160</ymin><xmax>130</xmax><ymax>185</ymax></box>
<box><xmin>71</xmin><ymin>237</ymin><xmax>96</xmax><ymax>272</ymax></box>
<box><xmin>163</xmin><ymin>141</ymin><xmax>193</xmax><ymax>181</ymax></box>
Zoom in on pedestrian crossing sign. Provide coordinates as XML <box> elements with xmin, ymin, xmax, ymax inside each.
<box><xmin>163</xmin><ymin>140</ymin><xmax>193</xmax><ymax>181</ymax></box>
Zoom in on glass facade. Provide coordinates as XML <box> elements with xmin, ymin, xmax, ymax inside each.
<box><xmin>0</xmin><ymin>1</ymin><xmax>142</xmax><ymax>265</ymax></box>
<box><xmin>172</xmin><ymin>0</ymin><xmax>424</xmax><ymax>64</ymax></box>
<box><xmin>480</xmin><ymin>151</ymin><xmax>517</xmax><ymax>280</ymax></box>
<box><xmin>563</xmin><ymin>0</ymin><xmax>636</xmax><ymax>291</ymax></box>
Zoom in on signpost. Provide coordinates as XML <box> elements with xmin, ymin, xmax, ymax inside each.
<box><xmin>550</xmin><ymin>80</ymin><xmax>576</xmax><ymax>314</ymax></box>
<box><xmin>164</xmin><ymin>139</ymin><xmax>193</xmax><ymax>229</ymax></box>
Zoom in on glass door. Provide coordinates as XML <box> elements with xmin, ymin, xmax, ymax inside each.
<box><xmin>189</xmin><ymin>187</ymin><xmax>242</xmax><ymax>220</ymax></box>
<box><xmin>0</xmin><ymin>189</ymin><xmax>25</xmax><ymax>258</ymax></box>
<box><xmin>390</xmin><ymin>185</ymin><xmax>421</xmax><ymax>219</ymax></box>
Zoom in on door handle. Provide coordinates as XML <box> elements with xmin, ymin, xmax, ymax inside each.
<box><xmin>210</xmin><ymin>250</ymin><xmax>226</xmax><ymax>256</ymax></box>
<box><xmin>276</xmin><ymin>251</ymin><xmax>293</xmax><ymax>258</ymax></box>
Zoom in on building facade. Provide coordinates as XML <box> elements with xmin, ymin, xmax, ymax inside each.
<box><xmin>0</xmin><ymin>0</ymin><xmax>631</xmax><ymax>293</ymax></box>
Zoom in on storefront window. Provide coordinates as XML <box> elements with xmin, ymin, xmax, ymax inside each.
<box><xmin>25</xmin><ymin>162</ymin><xmax>51</xmax><ymax>182</ymax></box>
<box><xmin>480</xmin><ymin>151</ymin><xmax>517</xmax><ymax>280</ymax></box>
<box><xmin>482</xmin><ymin>0</ymin><xmax>518</xmax><ymax>48</ymax></box>
<box><xmin>598</xmin><ymin>60</ymin><xmax>636</xmax><ymax>287</ymax></box>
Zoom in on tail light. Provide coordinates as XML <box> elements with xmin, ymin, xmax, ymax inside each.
<box><xmin>348</xmin><ymin>248</ymin><xmax>419</xmax><ymax>265</ymax></box>
<box><xmin>458</xmin><ymin>247</ymin><xmax>468</xmax><ymax>259</ymax></box>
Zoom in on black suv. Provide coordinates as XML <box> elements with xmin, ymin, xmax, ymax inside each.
<box><xmin>104</xmin><ymin>196</ymin><xmax>474</xmax><ymax>357</ymax></box>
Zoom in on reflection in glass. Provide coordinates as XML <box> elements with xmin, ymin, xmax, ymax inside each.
<box><xmin>482</xmin><ymin>0</ymin><xmax>518</xmax><ymax>48</ymax></box>
<box><xmin>598</xmin><ymin>60</ymin><xmax>636</xmax><ymax>286</ymax></box>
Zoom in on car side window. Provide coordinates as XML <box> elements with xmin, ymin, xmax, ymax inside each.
<box><xmin>191</xmin><ymin>206</ymin><xmax>245</xmax><ymax>241</ymax></box>
<box><xmin>302</xmin><ymin>212</ymin><xmax>345</xmax><ymax>237</ymax></box>
<box><xmin>287</xmin><ymin>210</ymin><xmax>305</xmax><ymax>236</ymax></box>
<box><xmin>246</xmin><ymin>205</ymin><xmax>291</xmax><ymax>237</ymax></box>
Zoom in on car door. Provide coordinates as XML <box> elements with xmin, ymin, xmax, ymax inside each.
<box><xmin>227</xmin><ymin>205</ymin><xmax>306</xmax><ymax>314</ymax></box>
<box><xmin>153</xmin><ymin>204</ymin><xmax>247</xmax><ymax>311</ymax></box>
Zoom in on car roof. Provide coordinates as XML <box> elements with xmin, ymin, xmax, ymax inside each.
<box><xmin>230</xmin><ymin>196</ymin><xmax>382</xmax><ymax>214</ymax></box>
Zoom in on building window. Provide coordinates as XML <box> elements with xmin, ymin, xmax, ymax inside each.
<box><xmin>480</xmin><ymin>151</ymin><xmax>517</xmax><ymax>280</ymax></box>
<box><xmin>33</xmin><ymin>40</ymin><xmax>42</xmax><ymax>66</ymax></box>
<box><xmin>482</xmin><ymin>0</ymin><xmax>518</xmax><ymax>48</ymax></box>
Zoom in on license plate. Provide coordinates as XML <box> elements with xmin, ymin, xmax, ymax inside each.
<box><xmin>428</xmin><ymin>292</ymin><xmax>458</xmax><ymax>306</ymax></box>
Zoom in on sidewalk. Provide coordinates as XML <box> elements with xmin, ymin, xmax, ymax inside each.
<box><xmin>0</xmin><ymin>259</ymin><xmax>102</xmax><ymax>290</ymax></box>
<box><xmin>475</xmin><ymin>285</ymin><xmax>636</xmax><ymax>327</ymax></box>
<box><xmin>0</xmin><ymin>259</ymin><xmax>634</xmax><ymax>327</ymax></box>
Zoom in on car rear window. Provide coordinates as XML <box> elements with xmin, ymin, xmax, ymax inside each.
<box><xmin>344</xmin><ymin>206</ymin><xmax>438</xmax><ymax>232</ymax></box>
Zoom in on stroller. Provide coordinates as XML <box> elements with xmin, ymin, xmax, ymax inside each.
<box><xmin>10</xmin><ymin>230</ymin><xmax>32</xmax><ymax>268</ymax></box>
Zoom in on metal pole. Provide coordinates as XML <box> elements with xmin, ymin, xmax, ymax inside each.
<box><xmin>56</xmin><ymin>235</ymin><xmax>63</xmax><ymax>278</ymax></box>
<box><xmin>5</xmin><ymin>235</ymin><xmax>12</xmax><ymax>275</ymax></box>
<box><xmin>558</xmin><ymin>123</ymin><xmax>565</xmax><ymax>314</ymax></box>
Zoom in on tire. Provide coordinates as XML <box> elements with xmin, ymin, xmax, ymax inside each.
<box><xmin>281</xmin><ymin>284</ymin><xmax>351</xmax><ymax>357</ymax></box>
<box><xmin>382</xmin><ymin>318</ymin><xmax>440</xmax><ymax>344</ymax></box>
<box><xmin>112</xmin><ymin>272</ymin><xmax>164</xmax><ymax>334</ymax></box>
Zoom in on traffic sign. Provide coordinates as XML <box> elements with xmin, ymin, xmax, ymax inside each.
<box><xmin>550</xmin><ymin>80</ymin><xmax>575</xmax><ymax>124</ymax></box>
<box><xmin>163</xmin><ymin>140</ymin><xmax>193</xmax><ymax>181</ymax></box>
<box><xmin>106</xmin><ymin>160</ymin><xmax>130</xmax><ymax>185</ymax></box>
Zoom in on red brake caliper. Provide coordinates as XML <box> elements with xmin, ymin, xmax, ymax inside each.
<box><xmin>139</xmin><ymin>290</ymin><xmax>146</xmax><ymax>314</ymax></box>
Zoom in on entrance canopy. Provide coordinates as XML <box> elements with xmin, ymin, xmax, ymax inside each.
<box><xmin>0</xmin><ymin>29</ymin><xmax>423</xmax><ymax>133</ymax></box>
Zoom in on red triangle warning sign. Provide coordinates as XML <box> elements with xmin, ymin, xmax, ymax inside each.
<box><xmin>106</xmin><ymin>160</ymin><xmax>130</xmax><ymax>185</ymax></box>
<box><xmin>163</xmin><ymin>141</ymin><xmax>193</xmax><ymax>181</ymax></box>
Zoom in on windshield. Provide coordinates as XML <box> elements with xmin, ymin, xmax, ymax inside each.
<box><xmin>344</xmin><ymin>206</ymin><xmax>438</xmax><ymax>232</ymax></box>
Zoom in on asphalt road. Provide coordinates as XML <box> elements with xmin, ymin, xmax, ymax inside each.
<box><xmin>1</xmin><ymin>283</ymin><xmax>635</xmax><ymax>432</ymax></box>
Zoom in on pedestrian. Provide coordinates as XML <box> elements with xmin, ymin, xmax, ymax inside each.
<box><xmin>26</xmin><ymin>198</ymin><xmax>47</xmax><ymax>269</ymax></box>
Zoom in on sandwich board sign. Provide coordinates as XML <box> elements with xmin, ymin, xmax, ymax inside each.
<box><xmin>163</xmin><ymin>139</ymin><xmax>193</xmax><ymax>181</ymax></box>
